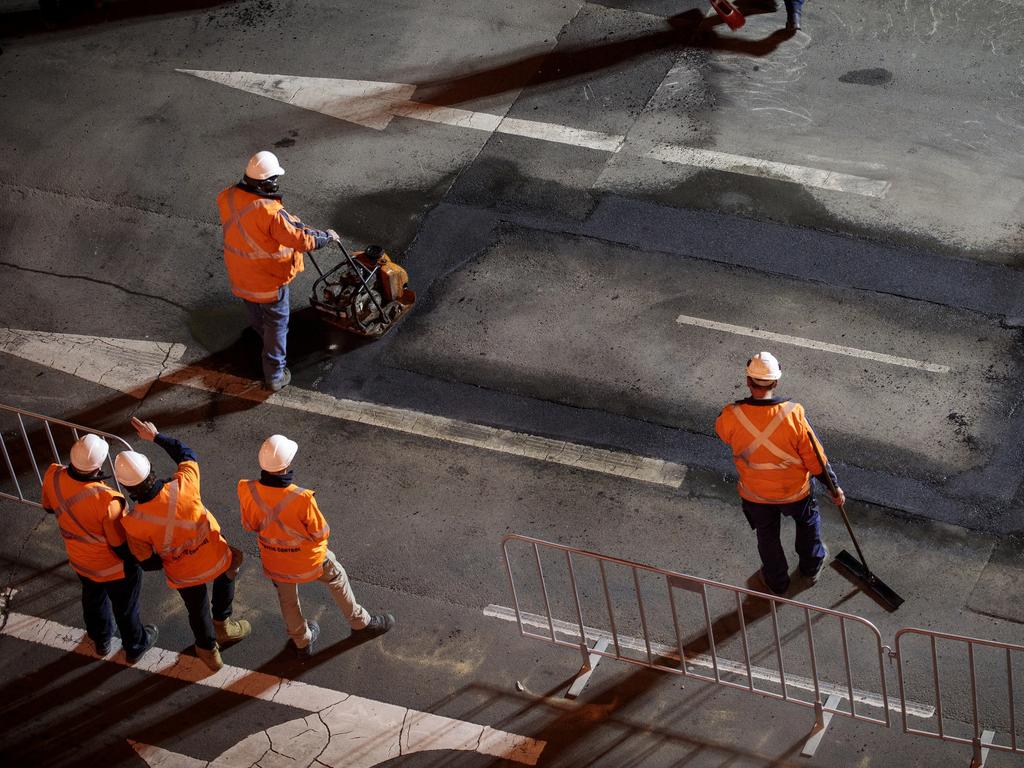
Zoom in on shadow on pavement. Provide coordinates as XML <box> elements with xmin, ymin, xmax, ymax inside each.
<box><xmin>0</xmin><ymin>0</ymin><xmax>235</xmax><ymax>40</ymax></box>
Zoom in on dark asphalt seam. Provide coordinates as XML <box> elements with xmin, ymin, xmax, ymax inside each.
<box><xmin>0</xmin><ymin>260</ymin><xmax>189</xmax><ymax>312</ymax></box>
<box><xmin>2</xmin><ymin>181</ymin><xmax>215</xmax><ymax>229</ymax></box>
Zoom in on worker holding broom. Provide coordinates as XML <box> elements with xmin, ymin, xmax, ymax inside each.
<box><xmin>715</xmin><ymin>352</ymin><xmax>844</xmax><ymax>595</ymax></box>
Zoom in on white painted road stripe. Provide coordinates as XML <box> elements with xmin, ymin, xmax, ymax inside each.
<box><xmin>648</xmin><ymin>144</ymin><xmax>891</xmax><ymax>198</ymax></box>
<box><xmin>484</xmin><ymin>604</ymin><xmax>935</xmax><ymax>719</ymax></box>
<box><xmin>178</xmin><ymin>70</ymin><xmax>889</xmax><ymax>199</ymax></box>
<box><xmin>2</xmin><ymin>611</ymin><xmax>544</xmax><ymax>766</ymax></box>
<box><xmin>675</xmin><ymin>315</ymin><xmax>950</xmax><ymax>373</ymax></box>
<box><xmin>0</xmin><ymin>329</ymin><xmax>687</xmax><ymax>489</ymax></box>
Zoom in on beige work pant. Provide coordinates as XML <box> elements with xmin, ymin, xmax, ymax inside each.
<box><xmin>273</xmin><ymin>550</ymin><xmax>371</xmax><ymax>648</ymax></box>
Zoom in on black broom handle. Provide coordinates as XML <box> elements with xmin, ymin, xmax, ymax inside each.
<box><xmin>807</xmin><ymin>428</ymin><xmax>872</xmax><ymax>574</ymax></box>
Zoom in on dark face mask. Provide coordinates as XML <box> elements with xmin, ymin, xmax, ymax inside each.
<box><xmin>242</xmin><ymin>175</ymin><xmax>280</xmax><ymax>196</ymax></box>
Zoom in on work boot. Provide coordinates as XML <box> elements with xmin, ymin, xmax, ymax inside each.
<box><xmin>93</xmin><ymin>637</ymin><xmax>112</xmax><ymax>657</ymax></box>
<box><xmin>786</xmin><ymin>10</ymin><xmax>801</xmax><ymax>30</ymax></box>
<box><xmin>353</xmin><ymin>613</ymin><xmax>395</xmax><ymax>636</ymax></box>
<box><xmin>196</xmin><ymin>644</ymin><xmax>223</xmax><ymax>672</ymax></box>
<box><xmin>225</xmin><ymin>546</ymin><xmax>245</xmax><ymax>581</ymax></box>
<box><xmin>295</xmin><ymin>620</ymin><xmax>321</xmax><ymax>660</ymax></box>
<box><xmin>801</xmin><ymin>546</ymin><xmax>829</xmax><ymax>584</ymax></box>
<box><xmin>753</xmin><ymin>570</ymin><xmax>789</xmax><ymax>597</ymax></box>
<box><xmin>126</xmin><ymin>625</ymin><xmax>159</xmax><ymax>664</ymax></box>
<box><xmin>214</xmin><ymin>617</ymin><xmax>251</xmax><ymax>646</ymax></box>
<box><xmin>267</xmin><ymin>368</ymin><xmax>292</xmax><ymax>392</ymax></box>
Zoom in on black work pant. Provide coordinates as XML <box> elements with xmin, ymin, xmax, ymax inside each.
<box><xmin>176</xmin><ymin>572</ymin><xmax>235</xmax><ymax>650</ymax></box>
<box><xmin>741</xmin><ymin>493</ymin><xmax>826</xmax><ymax>592</ymax></box>
<box><xmin>79</xmin><ymin>564</ymin><xmax>147</xmax><ymax>656</ymax></box>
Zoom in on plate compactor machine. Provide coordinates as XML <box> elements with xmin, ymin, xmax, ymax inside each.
<box><xmin>309</xmin><ymin>241</ymin><xmax>415</xmax><ymax>338</ymax></box>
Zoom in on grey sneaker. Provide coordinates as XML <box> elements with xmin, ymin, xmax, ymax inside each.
<box><xmin>126</xmin><ymin>625</ymin><xmax>159</xmax><ymax>664</ymax></box>
<box><xmin>353</xmin><ymin>613</ymin><xmax>394</xmax><ymax>636</ymax></box>
<box><xmin>267</xmin><ymin>368</ymin><xmax>292</xmax><ymax>392</ymax></box>
<box><xmin>296</xmin><ymin>620</ymin><xmax>321</xmax><ymax>659</ymax></box>
<box><xmin>753</xmin><ymin>570</ymin><xmax>789</xmax><ymax>596</ymax></box>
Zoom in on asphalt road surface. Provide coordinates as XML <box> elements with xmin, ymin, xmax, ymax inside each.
<box><xmin>2</xmin><ymin>1</ymin><xmax>1024</xmax><ymax>766</ymax></box>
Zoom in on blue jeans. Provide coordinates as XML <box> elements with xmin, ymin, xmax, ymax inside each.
<box><xmin>243</xmin><ymin>285</ymin><xmax>290</xmax><ymax>384</ymax></box>
<box><xmin>742</xmin><ymin>494</ymin><xmax>826</xmax><ymax>592</ymax></box>
<box><xmin>177</xmin><ymin>572</ymin><xmax>236</xmax><ymax>650</ymax></box>
<box><xmin>784</xmin><ymin>0</ymin><xmax>803</xmax><ymax>15</ymax></box>
<box><xmin>78</xmin><ymin>564</ymin><xmax>147</xmax><ymax>656</ymax></box>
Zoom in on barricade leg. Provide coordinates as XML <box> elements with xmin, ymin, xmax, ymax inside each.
<box><xmin>969</xmin><ymin>730</ymin><xmax>995</xmax><ymax>768</ymax></box>
<box><xmin>566</xmin><ymin>637</ymin><xmax>611</xmax><ymax>699</ymax></box>
<box><xmin>801</xmin><ymin>693</ymin><xmax>843</xmax><ymax>757</ymax></box>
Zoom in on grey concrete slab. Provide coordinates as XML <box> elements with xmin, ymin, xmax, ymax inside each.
<box><xmin>386</xmin><ymin>224</ymin><xmax>1022</xmax><ymax>484</ymax></box>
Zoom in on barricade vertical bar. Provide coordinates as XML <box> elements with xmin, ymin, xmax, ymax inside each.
<box><xmin>565</xmin><ymin>551</ymin><xmax>588</xmax><ymax>653</ymax></box>
<box><xmin>931</xmin><ymin>635</ymin><xmax>945</xmax><ymax>738</ymax></box>
<box><xmin>17</xmin><ymin>414</ymin><xmax>42</xmax><ymax>486</ymax></box>
<box><xmin>533</xmin><ymin>542</ymin><xmax>556</xmax><ymax>641</ymax></box>
<box><xmin>503</xmin><ymin>541</ymin><xmax>527</xmax><ymax>637</ymax></box>
<box><xmin>875</xmin><ymin>635</ymin><xmax>891</xmax><ymax>728</ymax></box>
<box><xmin>770</xmin><ymin>601</ymin><xmax>788</xmax><ymax>701</ymax></box>
<box><xmin>633</xmin><ymin>567</ymin><xmax>653</xmax><ymax>664</ymax></box>
<box><xmin>43</xmin><ymin>422</ymin><xmax>60</xmax><ymax>464</ymax></box>
<box><xmin>969</xmin><ymin>642</ymin><xmax>981</xmax><ymax>742</ymax></box>
<box><xmin>840</xmin><ymin>617</ymin><xmax>856</xmax><ymax>717</ymax></box>
<box><xmin>72</xmin><ymin>427</ymin><xmax>80</xmax><ymax>440</ymax></box>
<box><xmin>734</xmin><ymin>591</ymin><xmax>754</xmax><ymax>691</ymax></box>
<box><xmin>667</xmin><ymin>576</ymin><xmax>687</xmax><ymax>676</ymax></box>
<box><xmin>805</xmin><ymin>608</ymin><xmax>822</xmax><ymax>704</ymax></box>
<box><xmin>0</xmin><ymin>435</ymin><xmax>24</xmax><ymax>501</ymax></box>
<box><xmin>701</xmin><ymin>583</ymin><xmax>721</xmax><ymax>683</ymax></box>
<box><xmin>599</xmin><ymin>560</ymin><xmax>621</xmax><ymax>658</ymax></box>
<box><xmin>1007</xmin><ymin>647</ymin><xmax>1017</xmax><ymax>752</ymax></box>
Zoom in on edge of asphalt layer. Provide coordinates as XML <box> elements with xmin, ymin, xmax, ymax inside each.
<box><xmin>304</xmin><ymin>196</ymin><xmax>1024</xmax><ymax>536</ymax></box>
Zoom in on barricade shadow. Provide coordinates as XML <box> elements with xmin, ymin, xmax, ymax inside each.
<box><xmin>410</xmin><ymin>674</ymin><xmax>808</xmax><ymax>767</ymax></box>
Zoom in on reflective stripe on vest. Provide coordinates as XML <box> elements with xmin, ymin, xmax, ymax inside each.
<box><xmin>165</xmin><ymin>546</ymin><xmax>231</xmax><ymax>589</ymax></box>
<box><xmin>222</xmin><ymin>189</ymin><xmax>296</xmax><ymax>263</ymax></box>
<box><xmin>730</xmin><ymin>402</ymin><xmax>802</xmax><ymax>470</ymax></box>
<box><xmin>264</xmin><ymin>563</ymin><xmax>324</xmax><ymax>583</ymax></box>
<box><xmin>129</xmin><ymin>480</ymin><xmax>213</xmax><ymax>560</ymax></box>
<box><xmin>50</xmin><ymin>468</ymin><xmax>107</xmax><ymax>544</ymax></box>
<box><xmin>737</xmin><ymin>479</ymin><xmax>810</xmax><ymax>504</ymax></box>
<box><xmin>246</xmin><ymin>481</ymin><xmax>313</xmax><ymax>549</ymax></box>
<box><xmin>74</xmin><ymin>561</ymin><xmax>126</xmax><ymax>581</ymax></box>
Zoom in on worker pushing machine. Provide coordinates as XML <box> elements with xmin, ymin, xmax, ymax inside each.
<box><xmin>715</xmin><ymin>352</ymin><xmax>845</xmax><ymax>595</ymax></box>
<box><xmin>217</xmin><ymin>150</ymin><xmax>341</xmax><ymax>392</ymax></box>
<box><xmin>41</xmin><ymin>434</ymin><xmax>158</xmax><ymax>662</ymax></box>
<box><xmin>114</xmin><ymin>417</ymin><xmax>250</xmax><ymax>671</ymax></box>
<box><xmin>238</xmin><ymin>434</ymin><xmax>394</xmax><ymax>658</ymax></box>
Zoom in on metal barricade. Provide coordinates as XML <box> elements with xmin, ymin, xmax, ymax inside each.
<box><xmin>0</xmin><ymin>403</ymin><xmax>133</xmax><ymax>508</ymax></box>
<box><xmin>895</xmin><ymin>627</ymin><xmax>1024</xmax><ymax>767</ymax></box>
<box><xmin>501</xmin><ymin>534</ymin><xmax>894</xmax><ymax>756</ymax></box>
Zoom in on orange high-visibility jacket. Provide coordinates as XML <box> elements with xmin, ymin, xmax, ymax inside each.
<box><xmin>122</xmin><ymin>460</ymin><xmax>231</xmax><ymax>589</ymax></box>
<box><xmin>41</xmin><ymin>464</ymin><xmax>127</xmax><ymax>583</ymax></box>
<box><xmin>238</xmin><ymin>480</ymin><xmax>330</xmax><ymax>584</ymax></box>
<box><xmin>715</xmin><ymin>399</ymin><xmax>827</xmax><ymax>504</ymax></box>
<box><xmin>216</xmin><ymin>185</ymin><xmax>319</xmax><ymax>303</ymax></box>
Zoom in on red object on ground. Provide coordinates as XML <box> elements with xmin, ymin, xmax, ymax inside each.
<box><xmin>709</xmin><ymin>0</ymin><xmax>746</xmax><ymax>30</ymax></box>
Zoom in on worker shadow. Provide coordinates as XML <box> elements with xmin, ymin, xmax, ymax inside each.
<box><xmin>0</xmin><ymin>0</ymin><xmax>234</xmax><ymax>40</ymax></box>
<box><xmin>411</xmin><ymin>674</ymin><xmax>808</xmax><ymax>767</ymax></box>
<box><xmin>413</xmin><ymin>9</ymin><xmax>796</xmax><ymax>108</ymax></box>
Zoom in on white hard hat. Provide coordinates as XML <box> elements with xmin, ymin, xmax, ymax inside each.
<box><xmin>114</xmin><ymin>451</ymin><xmax>152</xmax><ymax>487</ymax></box>
<box><xmin>245</xmin><ymin>150</ymin><xmax>285</xmax><ymax>180</ymax></box>
<box><xmin>259</xmin><ymin>434</ymin><xmax>298</xmax><ymax>473</ymax></box>
<box><xmin>70</xmin><ymin>434</ymin><xmax>109</xmax><ymax>473</ymax></box>
<box><xmin>746</xmin><ymin>351</ymin><xmax>782</xmax><ymax>382</ymax></box>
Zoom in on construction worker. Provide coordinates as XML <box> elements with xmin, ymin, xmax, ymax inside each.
<box><xmin>217</xmin><ymin>150</ymin><xmax>341</xmax><ymax>392</ymax></box>
<box><xmin>114</xmin><ymin>417</ymin><xmax>250</xmax><ymax>671</ymax></box>
<box><xmin>40</xmin><ymin>434</ymin><xmax>158</xmax><ymax>662</ymax></box>
<box><xmin>714</xmin><ymin>352</ymin><xmax>844</xmax><ymax>595</ymax></box>
<box><xmin>238</xmin><ymin>434</ymin><xmax>394</xmax><ymax>658</ymax></box>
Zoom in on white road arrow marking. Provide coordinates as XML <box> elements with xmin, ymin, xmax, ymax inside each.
<box><xmin>0</xmin><ymin>331</ymin><xmax>687</xmax><ymax>488</ymax></box>
<box><xmin>177</xmin><ymin>69</ymin><xmax>889</xmax><ymax>198</ymax></box>
<box><xmin>1</xmin><ymin>611</ymin><xmax>544</xmax><ymax>767</ymax></box>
